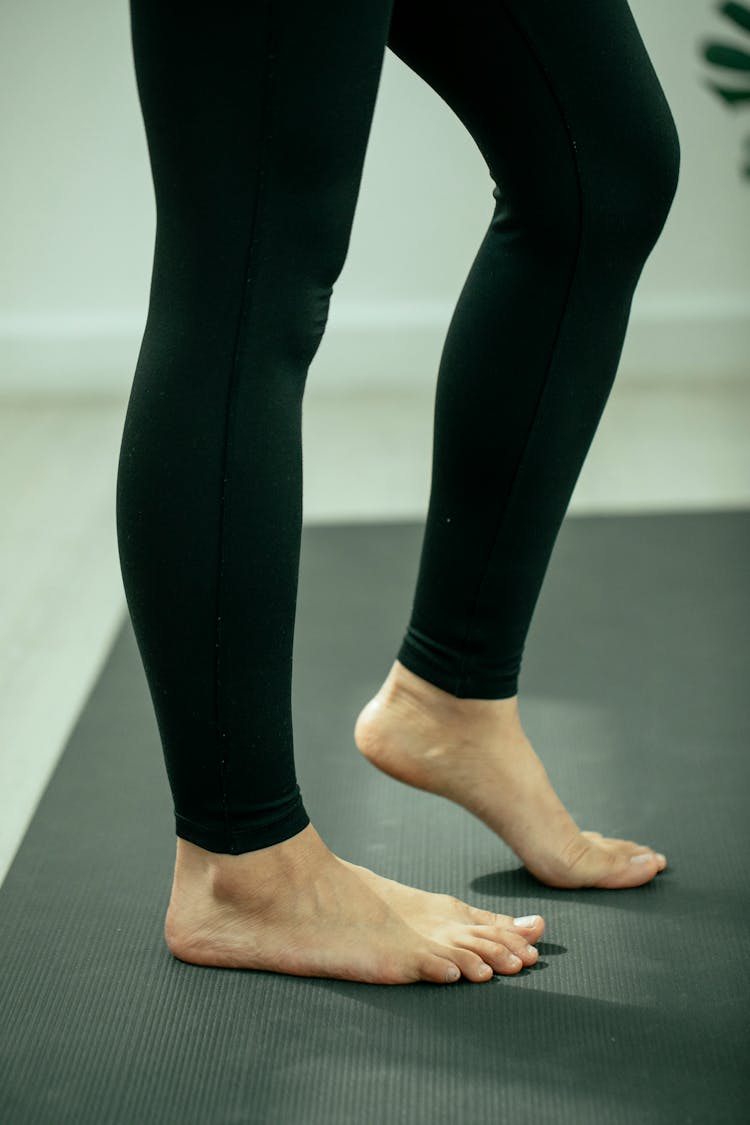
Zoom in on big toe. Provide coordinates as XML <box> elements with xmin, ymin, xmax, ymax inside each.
<box><xmin>464</xmin><ymin>904</ymin><xmax>545</xmax><ymax>941</ymax></box>
<box><xmin>589</xmin><ymin>846</ymin><xmax>663</xmax><ymax>889</ymax></box>
<box><xmin>581</xmin><ymin>832</ymin><xmax>667</xmax><ymax>876</ymax></box>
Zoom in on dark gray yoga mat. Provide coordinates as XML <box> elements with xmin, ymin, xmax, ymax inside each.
<box><xmin>1</xmin><ymin>510</ymin><xmax>749</xmax><ymax>1125</ymax></box>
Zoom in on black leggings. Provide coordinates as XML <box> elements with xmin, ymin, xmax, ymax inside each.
<box><xmin>117</xmin><ymin>0</ymin><xmax>680</xmax><ymax>855</ymax></box>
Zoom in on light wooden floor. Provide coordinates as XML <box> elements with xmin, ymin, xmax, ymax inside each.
<box><xmin>1</xmin><ymin>377</ymin><xmax>748</xmax><ymax>885</ymax></box>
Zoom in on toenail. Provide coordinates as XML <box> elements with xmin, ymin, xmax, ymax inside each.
<box><xmin>526</xmin><ymin>945</ymin><xmax>537</xmax><ymax>955</ymax></box>
<box><xmin>631</xmin><ymin>853</ymin><xmax>654</xmax><ymax>864</ymax></box>
<box><xmin>513</xmin><ymin>915</ymin><xmax>540</xmax><ymax>927</ymax></box>
<box><xmin>657</xmin><ymin>853</ymin><xmax>667</xmax><ymax>863</ymax></box>
<box><xmin>445</xmin><ymin>966</ymin><xmax>460</xmax><ymax>982</ymax></box>
<box><xmin>480</xmin><ymin>963</ymin><xmax>493</xmax><ymax>976</ymax></box>
<box><xmin>508</xmin><ymin>955</ymin><xmax>522</xmax><ymax>968</ymax></box>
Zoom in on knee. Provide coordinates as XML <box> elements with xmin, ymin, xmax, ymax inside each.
<box><xmin>587</xmin><ymin>104</ymin><xmax>681</xmax><ymax>267</ymax></box>
<box><xmin>497</xmin><ymin>99</ymin><xmax>680</xmax><ymax>271</ymax></box>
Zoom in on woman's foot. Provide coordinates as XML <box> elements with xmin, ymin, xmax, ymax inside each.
<box><xmin>337</xmin><ymin>857</ymin><xmax>544</xmax><ymax>956</ymax></box>
<box><xmin>164</xmin><ymin>823</ymin><xmax>544</xmax><ymax>983</ymax></box>
<box><xmin>354</xmin><ymin>660</ymin><xmax>668</xmax><ymax>890</ymax></box>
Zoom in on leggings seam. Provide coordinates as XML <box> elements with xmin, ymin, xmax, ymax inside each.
<box><xmin>214</xmin><ymin>1</ymin><xmax>279</xmax><ymax>848</ymax></box>
<box><xmin>455</xmin><ymin>2</ymin><xmax>585</xmax><ymax>694</ymax></box>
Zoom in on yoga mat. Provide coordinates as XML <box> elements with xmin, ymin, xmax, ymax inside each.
<box><xmin>1</xmin><ymin>510</ymin><xmax>748</xmax><ymax>1124</ymax></box>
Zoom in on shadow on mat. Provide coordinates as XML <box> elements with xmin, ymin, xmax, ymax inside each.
<box><xmin>247</xmin><ymin>967</ymin><xmax>741</xmax><ymax>1122</ymax></box>
<box><xmin>471</xmin><ymin>862</ymin><xmax>676</xmax><ymax>909</ymax></box>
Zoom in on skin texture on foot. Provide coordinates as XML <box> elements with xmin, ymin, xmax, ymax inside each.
<box><xmin>337</xmin><ymin>856</ymin><xmax>544</xmax><ymax>967</ymax></box>
<box><xmin>164</xmin><ymin>824</ymin><xmax>544</xmax><ymax>984</ymax></box>
<box><xmin>354</xmin><ymin>660</ymin><xmax>668</xmax><ymax>890</ymax></box>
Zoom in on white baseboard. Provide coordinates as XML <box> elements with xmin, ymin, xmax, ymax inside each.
<box><xmin>0</xmin><ymin>295</ymin><xmax>747</xmax><ymax>396</ymax></box>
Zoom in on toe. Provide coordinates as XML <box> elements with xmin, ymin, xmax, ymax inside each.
<box><xmin>584</xmin><ymin>830</ymin><xmax>667</xmax><ymax>868</ymax></box>
<box><xmin>449</xmin><ymin>924</ymin><xmax>536</xmax><ymax>974</ymax></box>
<box><xmin>594</xmin><ymin>848</ymin><xmax>662</xmax><ymax>889</ymax></box>
<box><xmin>419</xmin><ymin>953</ymin><xmax>463</xmax><ymax>985</ymax></box>
<box><xmin>510</xmin><ymin>913</ymin><xmax>545</xmax><ymax>940</ymax></box>
<box><xmin>441</xmin><ymin>944</ymin><xmax>496</xmax><ymax>982</ymax></box>
<box><xmin>502</xmin><ymin>928</ymin><xmax>540</xmax><ymax>965</ymax></box>
<box><xmin>628</xmin><ymin>842</ymin><xmax>667</xmax><ymax>870</ymax></box>
<box><xmin>473</xmin><ymin>925</ymin><xmax>540</xmax><ymax>968</ymax></box>
<box><xmin>634</xmin><ymin>847</ymin><xmax>667</xmax><ymax>871</ymax></box>
<box><xmin>463</xmin><ymin>903</ymin><xmax>512</xmax><ymax>926</ymax></box>
<box><xmin>461</xmin><ymin>904</ymin><xmax>541</xmax><ymax>940</ymax></box>
<box><xmin>457</xmin><ymin>935</ymin><xmax>526</xmax><ymax>976</ymax></box>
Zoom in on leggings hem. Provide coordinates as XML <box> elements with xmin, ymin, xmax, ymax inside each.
<box><xmin>397</xmin><ymin>629</ymin><xmax>519</xmax><ymax>700</ymax></box>
<box><xmin>175</xmin><ymin>800</ymin><xmax>311</xmax><ymax>856</ymax></box>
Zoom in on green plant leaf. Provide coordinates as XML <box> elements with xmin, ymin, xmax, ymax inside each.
<box><xmin>703</xmin><ymin>42</ymin><xmax>750</xmax><ymax>70</ymax></box>
<box><xmin>718</xmin><ymin>1</ymin><xmax>750</xmax><ymax>36</ymax></box>
<box><xmin>702</xmin><ymin>78</ymin><xmax>750</xmax><ymax>104</ymax></box>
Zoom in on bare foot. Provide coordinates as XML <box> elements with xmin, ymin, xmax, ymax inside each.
<box><xmin>164</xmin><ymin>822</ymin><xmax>545</xmax><ymax>983</ymax></box>
<box><xmin>354</xmin><ymin>661</ymin><xmax>668</xmax><ymax>890</ymax></box>
<box><xmin>338</xmin><ymin>858</ymin><xmax>544</xmax><ymax>972</ymax></box>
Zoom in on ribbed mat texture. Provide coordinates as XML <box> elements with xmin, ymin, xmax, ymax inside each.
<box><xmin>1</xmin><ymin>511</ymin><xmax>748</xmax><ymax>1124</ymax></box>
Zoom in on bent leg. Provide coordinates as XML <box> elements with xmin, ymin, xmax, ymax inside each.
<box><xmin>354</xmin><ymin>0</ymin><xmax>677</xmax><ymax>889</ymax></box>
<box><xmin>386</xmin><ymin>0</ymin><xmax>681</xmax><ymax>698</ymax></box>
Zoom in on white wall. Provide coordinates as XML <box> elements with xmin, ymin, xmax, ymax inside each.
<box><xmin>0</xmin><ymin>0</ymin><xmax>747</xmax><ymax>394</ymax></box>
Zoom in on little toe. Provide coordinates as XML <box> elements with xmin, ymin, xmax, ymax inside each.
<box><xmin>420</xmin><ymin>953</ymin><xmax>464</xmax><ymax>985</ymax></box>
<box><xmin>444</xmin><ymin>945</ymin><xmax>496</xmax><ymax>982</ymax></box>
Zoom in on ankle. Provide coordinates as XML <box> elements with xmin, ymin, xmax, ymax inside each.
<box><xmin>384</xmin><ymin>660</ymin><xmax>521</xmax><ymax>728</ymax></box>
<box><xmin>174</xmin><ymin>823</ymin><xmax>328</xmax><ymax>903</ymax></box>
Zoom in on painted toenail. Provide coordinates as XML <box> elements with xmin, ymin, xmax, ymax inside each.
<box><xmin>513</xmin><ymin>915</ymin><xmax>539</xmax><ymax>927</ymax></box>
<box><xmin>631</xmin><ymin>853</ymin><xmax>654</xmax><ymax>864</ymax></box>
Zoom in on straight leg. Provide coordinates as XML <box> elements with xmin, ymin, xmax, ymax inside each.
<box><xmin>118</xmin><ymin>0</ymin><xmax>399</xmax><ymax>854</ymax></box>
